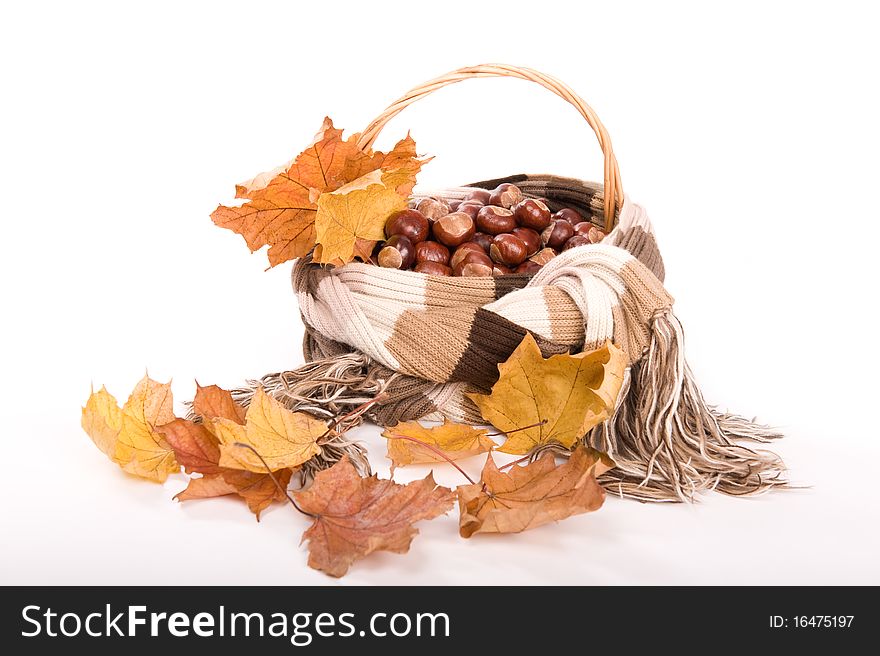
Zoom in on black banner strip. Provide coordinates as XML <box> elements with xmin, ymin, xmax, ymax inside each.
<box><xmin>0</xmin><ymin>586</ymin><xmax>872</xmax><ymax>653</ymax></box>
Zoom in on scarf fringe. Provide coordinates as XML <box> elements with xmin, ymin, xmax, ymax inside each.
<box><xmin>588</xmin><ymin>310</ymin><xmax>786</xmax><ymax>502</ymax></box>
<box><xmin>229</xmin><ymin>312</ymin><xmax>786</xmax><ymax>501</ymax></box>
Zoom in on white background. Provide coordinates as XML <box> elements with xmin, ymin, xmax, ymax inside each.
<box><xmin>2</xmin><ymin>0</ymin><xmax>878</xmax><ymax>585</ymax></box>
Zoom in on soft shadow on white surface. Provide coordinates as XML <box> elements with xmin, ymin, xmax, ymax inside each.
<box><xmin>3</xmin><ymin>411</ymin><xmax>877</xmax><ymax>585</ymax></box>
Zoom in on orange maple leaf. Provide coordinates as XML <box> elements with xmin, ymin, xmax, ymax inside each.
<box><xmin>457</xmin><ymin>445</ymin><xmax>615</xmax><ymax>538</ymax></box>
<box><xmin>211</xmin><ymin>117</ymin><xmax>426</xmax><ymax>267</ymax></box>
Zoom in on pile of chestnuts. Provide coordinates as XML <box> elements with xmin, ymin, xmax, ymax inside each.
<box><xmin>373</xmin><ymin>182</ymin><xmax>606</xmax><ymax>276</ymax></box>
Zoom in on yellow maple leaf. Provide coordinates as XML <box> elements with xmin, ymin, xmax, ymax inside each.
<box><xmin>81</xmin><ymin>375</ymin><xmax>180</xmax><ymax>483</ymax></box>
<box><xmin>382</xmin><ymin>419</ymin><xmax>495</xmax><ymax>469</ymax></box>
<box><xmin>468</xmin><ymin>336</ymin><xmax>626</xmax><ymax>455</ymax></box>
<box><xmin>313</xmin><ymin>169</ymin><xmax>407</xmax><ymax>266</ymax></box>
<box><xmin>212</xmin><ymin>387</ymin><xmax>325</xmax><ymax>473</ymax></box>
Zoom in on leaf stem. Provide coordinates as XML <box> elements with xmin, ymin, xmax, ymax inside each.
<box><xmin>497</xmin><ymin>454</ymin><xmax>533</xmax><ymax>471</ymax></box>
<box><xmin>385</xmin><ymin>434</ymin><xmax>476</xmax><ymax>485</ymax></box>
<box><xmin>232</xmin><ymin>442</ymin><xmax>315</xmax><ymax>518</ymax></box>
<box><xmin>318</xmin><ymin>392</ymin><xmax>389</xmax><ymax>443</ymax></box>
<box><xmin>486</xmin><ymin>418</ymin><xmax>548</xmax><ymax>438</ymax></box>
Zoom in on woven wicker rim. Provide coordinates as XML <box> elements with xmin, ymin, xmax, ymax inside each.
<box><xmin>357</xmin><ymin>63</ymin><xmax>623</xmax><ymax>230</ymax></box>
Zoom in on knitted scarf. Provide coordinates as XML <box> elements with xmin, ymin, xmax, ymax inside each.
<box><xmin>238</xmin><ymin>174</ymin><xmax>785</xmax><ymax>502</ymax></box>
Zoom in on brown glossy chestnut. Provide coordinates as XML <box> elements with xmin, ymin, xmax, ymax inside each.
<box><xmin>541</xmin><ymin>219</ymin><xmax>575</xmax><ymax>249</ymax></box>
<box><xmin>432</xmin><ymin>212</ymin><xmax>475</xmax><ymax>247</ymax></box>
<box><xmin>415</xmin><ymin>240</ymin><xmax>450</xmax><ymax>265</ymax></box>
<box><xmin>415</xmin><ymin>261</ymin><xmax>452</xmax><ymax>276</ymax></box>
<box><xmin>448</xmin><ymin>199</ymin><xmax>462</xmax><ymax>211</ymax></box>
<box><xmin>377</xmin><ymin>235</ymin><xmax>415</xmax><ymax>269</ymax></box>
<box><xmin>563</xmin><ymin>235</ymin><xmax>592</xmax><ymax>251</ymax></box>
<box><xmin>454</xmin><ymin>260</ymin><xmax>494</xmax><ymax>277</ymax></box>
<box><xmin>553</xmin><ymin>207</ymin><xmax>584</xmax><ymax>227</ymax></box>
<box><xmin>489</xmin><ymin>234</ymin><xmax>529</xmax><ymax>267</ymax></box>
<box><xmin>470</xmin><ymin>232</ymin><xmax>493</xmax><ymax>254</ymax></box>
<box><xmin>573</xmin><ymin>222</ymin><xmax>593</xmax><ymax>238</ymax></box>
<box><xmin>514</xmin><ymin>260</ymin><xmax>542</xmax><ymax>275</ymax></box>
<box><xmin>511</xmin><ymin>227</ymin><xmax>541</xmax><ymax>256</ymax></box>
<box><xmin>463</xmin><ymin>189</ymin><xmax>492</xmax><ymax>204</ymax></box>
<box><xmin>450</xmin><ymin>242</ymin><xmax>487</xmax><ymax>270</ymax></box>
<box><xmin>488</xmin><ymin>183</ymin><xmax>523</xmax><ymax>209</ymax></box>
<box><xmin>385</xmin><ymin>209</ymin><xmax>429</xmax><ymax>243</ymax></box>
<box><xmin>492</xmin><ymin>263</ymin><xmax>513</xmax><ymax>276</ymax></box>
<box><xmin>452</xmin><ymin>249</ymin><xmax>493</xmax><ymax>276</ymax></box>
<box><xmin>456</xmin><ymin>201</ymin><xmax>482</xmax><ymax>220</ymax></box>
<box><xmin>513</xmin><ymin>199</ymin><xmax>552</xmax><ymax>231</ymax></box>
<box><xmin>416</xmin><ymin>198</ymin><xmax>450</xmax><ymax>222</ymax></box>
<box><xmin>475</xmin><ymin>206</ymin><xmax>516</xmax><ymax>235</ymax></box>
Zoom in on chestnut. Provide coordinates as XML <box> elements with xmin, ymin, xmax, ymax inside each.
<box><xmin>511</xmin><ymin>227</ymin><xmax>541</xmax><ymax>256</ymax></box>
<box><xmin>450</xmin><ymin>242</ymin><xmax>488</xmax><ymax>269</ymax></box>
<box><xmin>448</xmin><ymin>199</ymin><xmax>462</xmax><ymax>211</ymax></box>
<box><xmin>530</xmin><ymin>248</ymin><xmax>557</xmax><ymax>266</ymax></box>
<box><xmin>454</xmin><ymin>258</ymin><xmax>494</xmax><ymax>277</ymax></box>
<box><xmin>563</xmin><ymin>235</ymin><xmax>592</xmax><ymax>251</ymax></box>
<box><xmin>385</xmin><ymin>209</ymin><xmax>429</xmax><ymax>243</ymax></box>
<box><xmin>476</xmin><ymin>206</ymin><xmax>517</xmax><ymax>235</ymax></box>
<box><xmin>415</xmin><ymin>240</ymin><xmax>450</xmax><ymax>265</ymax></box>
<box><xmin>470</xmin><ymin>232</ymin><xmax>494</xmax><ymax>254</ymax></box>
<box><xmin>377</xmin><ymin>235</ymin><xmax>415</xmax><ymax>269</ymax></box>
<box><xmin>573</xmin><ymin>222</ymin><xmax>593</xmax><ymax>238</ymax></box>
<box><xmin>416</xmin><ymin>198</ymin><xmax>450</xmax><ymax>222</ymax></box>
<box><xmin>490</xmin><ymin>234</ymin><xmax>529</xmax><ymax>267</ymax></box>
<box><xmin>513</xmin><ymin>199</ymin><xmax>552</xmax><ymax>231</ymax></box>
<box><xmin>515</xmin><ymin>260</ymin><xmax>542</xmax><ymax>275</ymax></box>
<box><xmin>488</xmin><ymin>183</ymin><xmax>523</xmax><ymax>209</ymax></box>
<box><xmin>554</xmin><ymin>208</ymin><xmax>584</xmax><ymax>227</ymax></box>
<box><xmin>587</xmin><ymin>226</ymin><xmax>606</xmax><ymax>243</ymax></box>
<box><xmin>492</xmin><ymin>263</ymin><xmax>513</xmax><ymax>276</ymax></box>
<box><xmin>541</xmin><ymin>219</ymin><xmax>575</xmax><ymax>249</ymax></box>
<box><xmin>432</xmin><ymin>212</ymin><xmax>476</xmax><ymax>247</ymax></box>
<box><xmin>415</xmin><ymin>261</ymin><xmax>452</xmax><ymax>276</ymax></box>
<box><xmin>464</xmin><ymin>189</ymin><xmax>492</xmax><ymax>204</ymax></box>
<box><xmin>452</xmin><ymin>251</ymin><xmax>494</xmax><ymax>276</ymax></box>
<box><xmin>456</xmin><ymin>201</ymin><xmax>482</xmax><ymax>220</ymax></box>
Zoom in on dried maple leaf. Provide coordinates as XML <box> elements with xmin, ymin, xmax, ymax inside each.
<box><xmin>158</xmin><ymin>384</ymin><xmax>295</xmax><ymax>520</ymax></box>
<box><xmin>382</xmin><ymin>418</ymin><xmax>495</xmax><ymax>470</ymax></box>
<box><xmin>468</xmin><ymin>335</ymin><xmax>626</xmax><ymax>455</ymax></box>
<box><xmin>81</xmin><ymin>375</ymin><xmax>180</xmax><ymax>483</ymax></box>
<box><xmin>157</xmin><ymin>418</ymin><xmax>223</xmax><ymax>474</ymax></box>
<box><xmin>457</xmin><ymin>445</ymin><xmax>615</xmax><ymax>538</ymax></box>
<box><xmin>211</xmin><ymin>117</ymin><xmax>426</xmax><ymax>267</ymax></box>
<box><xmin>374</xmin><ymin>133</ymin><xmax>424</xmax><ymax>197</ymax></box>
<box><xmin>192</xmin><ymin>383</ymin><xmax>246</xmax><ymax>424</ymax></box>
<box><xmin>294</xmin><ymin>456</ymin><xmax>455</xmax><ymax>577</ymax></box>
<box><xmin>210</xmin><ymin>387</ymin><xmax>325</xmax><ymax>473</ymax></box>
<box><xmin>314</xmin><ymin>170</ymin><xmax>408</xmax><ymax>266</ymax></box>
<box><xmin>174</xmin><ymin>468</ymin><xmax>294</xmax><ymax>520</ymax></box>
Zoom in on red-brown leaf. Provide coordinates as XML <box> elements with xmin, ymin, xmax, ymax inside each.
<box><xmin>294</xmin><ymin>456</ymin><xmax>455</xmax><ymax>577</ymax></box>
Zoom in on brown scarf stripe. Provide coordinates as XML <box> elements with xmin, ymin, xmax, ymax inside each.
<box><xmin>492</xmin><ymin>274</ymin><xmax>532</xmax><ymax>299</ymax></box>
<box><xmin>449</xmin><ymin>307</ymin><xmax>570</xmax><ymax>390</ymax></box>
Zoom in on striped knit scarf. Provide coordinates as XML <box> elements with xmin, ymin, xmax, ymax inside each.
<box><xmin>241</xmin><ymin>175</ymin><xmax>785</xmax><ymax>502</ymax></box>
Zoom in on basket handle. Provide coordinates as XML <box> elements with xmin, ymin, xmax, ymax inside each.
<box><xmin>357</xmin><ymin>64</ymin><xmax>623</xmax><ymax>229</ymax></box>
